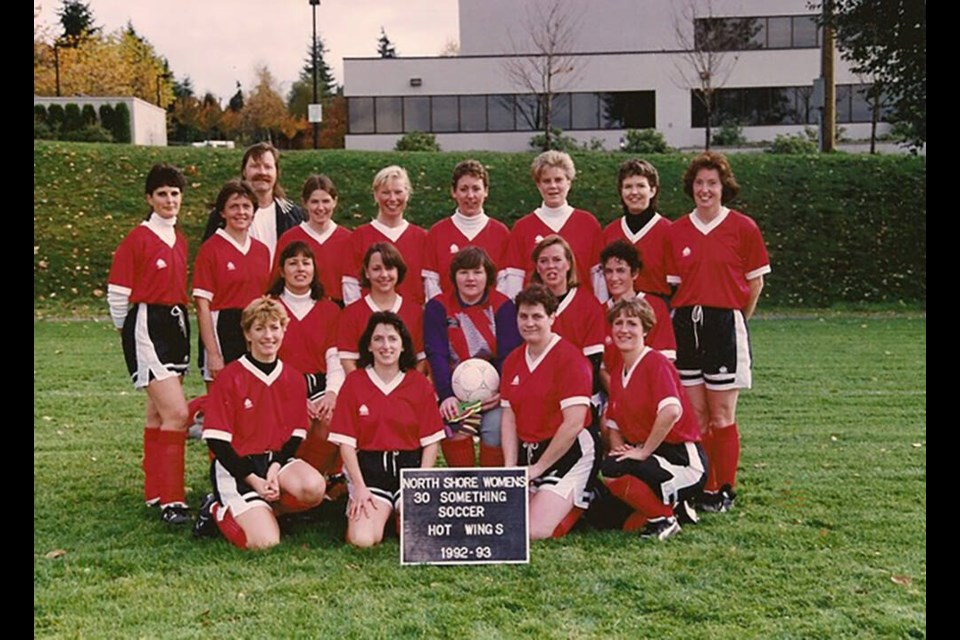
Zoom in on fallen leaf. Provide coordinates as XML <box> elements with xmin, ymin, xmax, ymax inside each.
<box><xmin>891</xmin><ymin>574</ymin><xmax>911</xmax><ymax>586</ymax></box>
<box><xmin>45</xmin><ymin>549</ymin><xmax>67</xmax><ymax>559</ymax></box>
<box><xmin>911</xmin><ymin>443</ymin><xmax>922</xmax><ymax>448</ymax></box>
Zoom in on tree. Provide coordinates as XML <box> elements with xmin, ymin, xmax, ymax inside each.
<box><xmin>439</xmin><ymin>38</ymin><xmax>459</xmax><ymax>57</ymax></box>
<box><xmin>377</xmin><ymin>27</ymin><xmax>397</xmax><ymax>58</ymax></box>
<box><xmin>287</xmin><ymin>35</ymin><xmax>338</xmax><ymax>119</ymax></box>
<box><xmin>228</xmin><ymin>81</ymin><xmax>244</xmax><ymax>112</ymax></box>
<box><xmin>671</xmin><ymin>0</ymin><xmax>761</xmax><ymax>150</ymax></box>
<box><xmin>501</xmin><ymin>0</ymin><xmax>584</xmax><ymax>151</ymax></box>
<box><xmin>818</xmin><ymin>0</ymin><xmax>926</xmax><ymax>150</ymax></box>
<box><xmin>242</xmin><ymin>66</ymin><xmax>288</xmax><ymax>144</ymax></box>
<box><xmin>57</xmin><ymin>0</ymin><xmax>98</xmax><ymax>45</ymax></box>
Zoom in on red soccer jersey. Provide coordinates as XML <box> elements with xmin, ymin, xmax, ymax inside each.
<box><xmin>500</xmin><ymin>335</ymin><xmax>592</xmax><ymax>443</ymax></box>
<box><xmin>202</xmin><ymin>356</ymin><xmax>309</xmax><ymax>457</ymax></box>
<box><xmin>192</xmin><ymin>230</ymin><xmax>271</xmax><ymax>310</ymax></box>
<box><xmin>336</xmin><ymin>295</ymin><xmax>425</xmax><ymax>361</ymax></box>
<box><xmin>503</xmin><ymin>209</ymin><xmax>603</xmax><ymax>297</ymax></box>
<box><xmin>606</xmin><ymin>347</ymin><xmax>701</xmax><ymax>445</ymax></box>
<box><xmin>343</xmin><ymin>220</ymin><xmax>428</xmax><ymax>306</ymax></box>
<box><xmin>552</xmin><ymin>287</ymin><xmax>605</xmax><ymax>358</ymax></box>
<box><xmin>277</xmin><ymin>296</ymin><xmax>340</xmax><ymax>376</ymax></box>
<box><xmin>274</xmin><ymin>223</ymin><xmax>352</xmax><ymax>302</ymax></box>
<box><xmin>602</xmin><ymin>214</ymin><xmax>672</xmax><ymax>296</ymax></box>
<box><xmin>666</xmin><ymin>209</ymin><xmax>771</xmax><ymax>310</ymax></box>
<box><xmin>602</xmin><ymin>293</ymin><xmax>676</xmax><ymax>375</ymax></box>
<box><xmin>422</xmin><ymin>216</ymin><xmax>511</xmax><ymax>297</ymax></box>
<box><xmin>328</xmin><ymin>368</ymin><xmax>445</xmax><ymax>451</ymax></box>
<box><xmin>108</xmin><ymin>223</ymin><xmax>190</xmax><ymax>306</ymax></box>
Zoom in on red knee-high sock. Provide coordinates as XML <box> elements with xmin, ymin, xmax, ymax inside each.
<box><xmin>701</xmin><ymin>428</ymin><xmax>719</xmax><ymax>493</ymax></box>
<box><xmin>478</xmin><ymin>443</ymin><xmax>504</xmax><ymax>467</ymax></box>
<box><xmin>441</xmin><ymin>437</ymin><xmax>476</xmax><ymax>467</ymax></box>
<box><xmin>712</xmin><ymin>423</ymin><xmax>740</xmax><ymax>490</ymax></box>
<box><xmin>186</xmin><ymin>395</ymin><xmax>206</xmax><ymax>427</ymax></box>
<box><xmin>604</xmin><ymin>475</ymin><xmax>672</xmax><ymax>519</ymax></box>
<box><xmin>157</xmin><ymin>429</ymin><xmax>186</xmax><ymax>507</ymax></box>
<box><xmin>622</xmin><ymin>510</ymin><xmax>649</xmax><ymax>533</ymax></box>
<box><xmin>143</xmin><ymin>427</ymin><xmax>161</xmax><ymax>505</ymax></box>
<box><xmin>212</xmin><ymin>502</ymin><xmax>247</xmax><ymax>549</ymax></box>
<box><xmin>551</xmin><ymin>506</ymin><xmax>584</xmax><ymax>538</ymax></box>
<box><xmin>279</xmin><ymin>492</ymin><xmax>315</xmax><ymax>513</ymax></box>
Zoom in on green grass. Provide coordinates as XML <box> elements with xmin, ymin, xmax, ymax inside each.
<box><xmin>34</xmin><ymin>141</ymin><xmax>925</xmax><ymax>310</ymax></box>
<box><xmin>34</xmin><ymin>313</ymin><xmax>926</xmax><ymax>638</ymax></box>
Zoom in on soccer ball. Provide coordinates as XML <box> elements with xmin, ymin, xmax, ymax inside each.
<box><xmin>451</xmin><ymin>358</ymin><xmax>500</xmax><ymax>403</ymax></box>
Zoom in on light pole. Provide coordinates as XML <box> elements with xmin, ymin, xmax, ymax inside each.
<box><xmin>310</xmin><ymin>0</ymin><xmax>321</xmax><ymax>149</ymax></box>
<box><xmin>53</xmin><ymin>41</ymin><xmax>61</xmax><ymax>97</ymax></box>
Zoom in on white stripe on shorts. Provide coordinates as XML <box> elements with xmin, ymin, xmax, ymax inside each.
<box><xmin>651</xmin><ymin>441</ymin><xmax>706</xmax><ymax>505</ymax></box>
<box><xmin>531</xmin><ymin>429</ymin><xmax>597</xmax><ymax>510</ymax></box>
<box><xmin>133</xmin><ymin>303</ymin><xmax>180</xmax><ymax>389</ymax></box>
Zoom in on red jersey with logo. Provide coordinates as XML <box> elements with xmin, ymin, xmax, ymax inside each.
<box><xmin>108</xmin><ymin>223</ymin><xmax>189</xmax><ymax>306</ymax></box>
<box><xmin>277</xmin><ymin>297</ymin><xmax>340</xmax><ymax>376</ymax></box>
<box><xmin>343</xmin><ymin>221</ymin><xmax>428</xmax><ymax>306</ymax></box>
<box><xmin>192</xmin><ymin>230</ymin><xmax>271</xmax><ymax>310</ymax></box>
<box><xmin>503</xmin><ymin>209</ymin><xmax>603</xmax><ymax>297</ymax></box>
<box><xmin>202</xmin><ymin>356</ymin><xmax>309</xmax><ymax>456</ymax></box>
<box><xmin>603</xmin><ymin>293</ymin><xmax>676</xmax><ymax>375</ymax></box>
<box><xmin>336</xmin><ymin>295</ymin><xmax>425</xmax><ymax>361</ymax></box>
<box><xmin>500</xmin><ymin>335</ymin><xmax>592</xmax><ymax>443</ymax></box>
<box><xmin>602</xmin><ymin>214</ymin><xmax>672</xmax><ymax>296</ymax></box>
<box><xmin>666</xmin><ymin>209</ymin><xmax>771</xmax><ymax>310</ymax></box>
<box><xmin>274</xmin><ymin>223</ymin><xmax>352</xmax><ymax>302</ymax></box>
<box><xmin>606</xmin><ymin>347</ymin><xmax>700</xmax><ymax>445</ymax></box>
<box><xmin>552</xmin><ymin>287</ymin><xmax>605</xmax><ymax>357</ymax></box>
<box><xmin>328</xmin><ymin>368</ymin><xmax>445</xmax><ymax>451</ymax></box>
<box><xmin>423</xmin><ymin>216</ymin><xmax>511</xmax><ymax>297</ymax></box>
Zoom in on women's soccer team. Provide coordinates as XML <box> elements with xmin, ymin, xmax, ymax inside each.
<box><xmin>108</xmin><ymin>145</ymin><xmax>769</xmax><ymax>549</ymax></box>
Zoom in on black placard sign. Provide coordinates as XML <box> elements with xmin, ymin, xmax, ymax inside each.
<box><xmin>399</xmin><ymin>467</ymin><xmax>529</xmax><ymax>565</ymax></box>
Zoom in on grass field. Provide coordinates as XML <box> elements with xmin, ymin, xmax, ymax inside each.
<box><xmin>33</xmin><ymin>311</ymin><xmax>925</xmax><ymax>638</ymax></box>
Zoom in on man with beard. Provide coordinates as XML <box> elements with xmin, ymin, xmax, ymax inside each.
<box><xmin>201</xmin><ymin>142</ymin><xmax>304</xmax><ymax>263</ymax></box>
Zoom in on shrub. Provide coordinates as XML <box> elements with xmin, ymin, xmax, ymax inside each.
<box><xmin>112</xmin><ymin>103</ymin><xmax>131</xmax><ymax>143</ymax></box>
<box><xmin>81</xmin><ymin>104</ymin><xmax>98</xmax><ymax>127</ymax></box>
<box><xmin>620</xmin><ymin>128</ymin><xmax>669</xmax><ymax>154</ymax></box>
<box><xmin>34</xmin><ymin>104</ymin><xmax>48</xmax><ymax>125</ymax></box>
<box><xmin>528</xmin><ymin>128</ymin><xmax>579</xmax><ymax>152</ymax></box>
<box><xmin>47</xmin><ymin>104</ymin><xmax>65</xmax><ymax>133</ymax></box>
<box><xmin>98</xmin><ymin>104</ymin><xmax>115</xmax><ymax>134</ymax></box>
<box><xmin>394</xmin><ymin>131</ymin><xmax>441</xmax><ymax>151</ymax></box>
<box><xmin>34</xmin><ymin>121</ymin><xmax>56</xmax><ymax>140</ymax></box>
<box><xmin>60</xmin><ymin>124</ymin><xmax>114</xmax><ymax>143</ymax></box>
<box><xmin>712</xmin><ymin>120</ymin><xmax>746</xmax><ymax>147</ymax></box>
<box><xmin>63</xmin><ymin>103</ymin><xmax>83</xmax><ymax>134</ymax></box>
<box><xmin>767</xmin><ymin>133</ymin><xmax>818</xmax><ymax>154</ymax></box>
<box><xmin>583</xmin><ymin>137</ymin><xmax>606</xmax><ymax>151</ymax></box>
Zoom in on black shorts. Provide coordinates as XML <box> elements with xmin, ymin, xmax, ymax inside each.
<box><xmin>198</xmin><ymin>307</ymin><xmax>246</xmax><ymax>380</ymax></box>
<box><xmin>600</xmin><ymin>441</ymin><xmax>707</xmax><ymax>505</ymax></box>
<box><xmin>351</xmin><ymin>449</ymin><xmax>423</xmax><ymax>508</ymax></box>
<box><xmin>210</xmin><ymin>451</ymin><xmax>299</xmax><ymax>517</ymax></box>
<box><xmin>304</xmin><ymin>371</ymin><xmax>328</xmax><ymax>402</ymax></box>
<box><xmin>121</xmin><ymin>303</ymin><xmax>190</xmax><ymax>388</ymax></box>
<box><xmin>521</xmin><ymin>426</ymin><xmax>601</xmax><ymax>510</ymax></box>
<box><xmin>672</xmin><ymin>305</ymin><xmax>752</xmax><ymax>390</ymax></box>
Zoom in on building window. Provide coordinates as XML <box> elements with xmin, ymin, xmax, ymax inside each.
<box><xmin>375</xmin><ymin>97</ymin><xmax>402</xmax><ymax>133</ymax></box>
<box><xmin>460</xmin><ymin>95</ymin><xmax>487</xmax><ymax>132</ymax></box>
<box><xmin>515</xmin><ymin>94</ymin><xmax>540</xmax><ymax>131</ymax></box>
<box><xmin>571</xmin><ymin>93</ymin><xmax>599</xmax><ymax>129</ymax></box>
<box><xmin>601</xmin><ymin>91</ymin><xmax>656</xmax><ymax>129</ymax></box>
<box><xmin>432</xmin><ymin>96</ymin><xmax>459</xmax><ymax>132</ymax></box>
<box><xmin>488</xmin><ymin>95</ymin><xmax>515</xmax><ymax>131</ymax></box>
<box><xmin>348</xmin><ymin>97</ymin><xmax>374</xmax><ymax>134</ymax></box>
<box><xmin>692</xmin><ymin>84</ymin><xmax>887</xmax><ymax>127</ymax></box>
<box><xmin>694</xmin><ymin>15</ymin><xmax>820</xmax><ymax>50</ymax></box>
<box><xmin>404</xmin><ymin>96</ymin><xmax>430</xmax><ymax>132</ymax></box>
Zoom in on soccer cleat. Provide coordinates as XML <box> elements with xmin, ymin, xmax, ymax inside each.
<box><xmin>192</xmin><ymin>493</ymin><xmax>219</xmax><ymax>538</ymax></box>
<box><xmin>699</xmin><ymin>485</ymin><xmax>737</xmax><ymax>513</ymax></box>
<box><xmin>639</xmin><ymin>516</ymin><xmax>681</xmax><ymax>541</ymax></box>
<box><xmin>716</xmin><ymin>484</ymin><xmax>737</xmax><ymax>512</ymax></box>
<box><xmin>675</xmin><ymin>499</ymin><xmax>699</xmax><ymax>525</ymax></box>
<box><xmin>697</xmin><ymin>490</ymin><xmax>722</xmax><ymax>513</ymax></box>
<box><xmin>160</xmin><ymin>503</ymin><xmax>191</xmax><ymax>525</ymax></box>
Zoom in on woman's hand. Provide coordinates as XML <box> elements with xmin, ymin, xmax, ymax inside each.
<box><xmin>206</xmin><ymin>352</ymin><xmax>225</xmax><ymax>380</ymax></box>
<box><xmin>313</xmin><ymin>392</ymin><xmax>337</xmax><ymax>424</ymax></box>
<box><xmin>479</xmin><ymin>392</ymin><xmax>501</xmax><ymax>412</ymax></box>
<box><xmin>247</xmin><ymin>471</ymin><xmax>280</xmax><ymax>502</ymax></box>
<box><xmin>611</xmin><ymin>443</ymin><xmax>648</xmax><ymax>462</ymax></box>
<box><xmin>347</xmin><ymin>486</ymin><xmax>378</xmax><ymax>521</ymax></box>
<box><xmin>439</xmin><ymin>396</ymin><xmax>461</xmax><ymax>421</ymax></box>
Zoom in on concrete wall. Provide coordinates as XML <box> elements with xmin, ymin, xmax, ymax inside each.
<box><xmin>33</xmin><ymin>96</ymin><xmax>167</xmax><ymax>146</ymax></box>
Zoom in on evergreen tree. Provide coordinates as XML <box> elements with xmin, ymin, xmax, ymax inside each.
<box><xmin>228</xmin><ymin>81</ymin><xmax>244</xmax><ymax>112</ymax></box>
<box><xmin>57</xmin><ymin>0</ymin><xmax>98</xmax><ymax>44</ymax></box>
<box><xmin>377</xmin><ymin>27</ymin><xmax>397</xmax><ymax>58</ymax></box>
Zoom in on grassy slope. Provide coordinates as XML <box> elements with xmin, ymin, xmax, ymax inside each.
<box><xmin>34</xmin><ymin>141</ymin><xmax>926</xmax><ymax>311</ymax></box>
<box><xmin>34</xmin><ymin>315</ymin><xmax>926</xmax><ymax>638</ymax></box>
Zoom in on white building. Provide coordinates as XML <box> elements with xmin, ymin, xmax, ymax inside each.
<box><xmin>343</xmin><ymin>0</ymin><xmax>884</xmax><ymax>151</ymax></box>
<box><xmin>33</xmin><ymin>96</ymin><xmax>168</xmax><ymax>146</ymax></box>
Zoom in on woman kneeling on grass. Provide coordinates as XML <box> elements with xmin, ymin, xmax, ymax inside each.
<box><xmin>601</xmin><ymin>297</ymin><xmax>706</xmax><ymax>541</ymax></box>
<box><xmin>328</xmin><ymin>312</ymin><xmax>445</xmax><ymax>548</ymax></box>
<box><xmin>194</xmin><ymin>296</ymin><xmax>326</xmax><ymax>549</ymax></box>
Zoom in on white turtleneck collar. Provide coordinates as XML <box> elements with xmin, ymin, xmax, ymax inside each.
<box><xmin>534</xmin><ymin>202</ymin><xmax>574</xmax><ymax>233</ymax></box>
<box><xmin>451</xmin><ymin>210</ymin><xmax>489</xmax><ymax>240</ymax></box>
<box><xmin>280</xmin><ymin>288</ymin><xmax>315</xmax><ymax>320</ymax></box>
<box><xmin>144</xmin><ymin>212</ymin><xmax>177</xmax><ymax>247</ymax></box>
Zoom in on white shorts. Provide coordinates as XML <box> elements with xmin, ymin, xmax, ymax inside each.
<box><xmin>525</xmin><ymin>429</ymin><xmax>598</xmax><ymax>510</ymax></box>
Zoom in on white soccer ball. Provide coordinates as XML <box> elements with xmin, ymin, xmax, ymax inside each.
<box><xmin>450</xmin><ymin>358</ymin><xmax>500</xmax><ymax>403</ymax></box>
